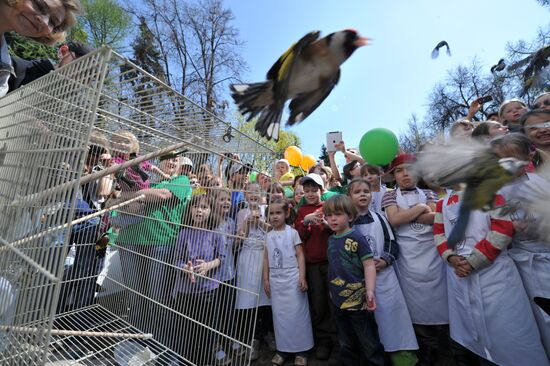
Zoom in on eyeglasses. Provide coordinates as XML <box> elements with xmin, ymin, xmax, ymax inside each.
<box><xmin>525</xmin><ymin>121</ymin><xmax>550</xmax><ymax>130</ymax></box>
<box><xmin>532</xmin><ymin>99</ymin><xmax>550</xmax><ymax>109</ymax></box>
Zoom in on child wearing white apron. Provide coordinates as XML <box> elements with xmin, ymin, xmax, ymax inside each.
<box><xmin>501</xmin><ymin>173</ymin><xmax>550</xmax><ymax>359</ymax></box>
<box><xmin>348</xmin><ymin>178</ymin><xmax>418</xmax><ymax>366</ymax></box>
<box><xmin>383</xmin><ymin>154</ymin><xmax>449</xmax><ymax>366</ymax></box>
<box><xmin>435</xmin><ymin>190</ymin><xmax>549</xmax><ymax>366</ymax></box>
<box><xmin>264</xmin><ymin>218</ymin><xmax>313</xmax><ymax>365</ymax></box>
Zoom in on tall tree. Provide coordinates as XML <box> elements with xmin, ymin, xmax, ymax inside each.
<box><xmin>132</xmin><ymin>16</ymin><xmax>166</xmax><ymax>82</ymax></box>
<box><xmin>183</xmin><ymin>0</ymin><xmax>246</xmax><ymax>113</ymax></box>
<box><xmin>79</xmin><ymin>0</ymin><xmax>131</xmax><ymax>48</ymax></box>
<box><xmin>319</xmin><ymin>144</ymin><xmax>330</xmax><ymax>166</ymax></box>
<box><xmin>131</xmin><ymin>0</ymin><xmax>246</xmax><ymax>115</ymax></box>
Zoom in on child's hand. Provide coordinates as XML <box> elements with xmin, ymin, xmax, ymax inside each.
<box><xmin>416</xmin><ymin>203</ymin><xmax>431</xmax><ymax>213</ymax></box>
<box><xmin>263</xmin><ymin>277</ymin><xmax>271</xmax><ymax>298</ymax></box>
<box><xmin>366</xmin><ymin>291</ymin><xmax>376</xmax><ymax>312</ymax></box>
<box><xmin>305</xmin><ymin>210</ymin><xmax>324</xmax><ymax>225</ymax></box>
<box><xmin>298</xmin><ymin>276</ymin><xmax>308</xmax><ymax>292</ymax></box>
<box><xmin>448</xmin><ymin>255</ymin><xmax>473</xmax><ymax>277</ymax></box>
<box><xmin>184</xmin><ymin>260</ymin><xmax>196</xmax><ymax>283</ymax></box>
<box><xmin>194</xmin><ymin>259</ymin><xmax>218</xmax><ymax>276</ymax></box>
<box><xmin>374</xmin><ymin>259</ymin><xmax>388</xmax><ymax>272</ymax></box>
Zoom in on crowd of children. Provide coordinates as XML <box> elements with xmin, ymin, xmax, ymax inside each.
<box><xmin>63</xmin><ymin>93</ymin><xmax>550</xmax><ymax>366</ymax></box>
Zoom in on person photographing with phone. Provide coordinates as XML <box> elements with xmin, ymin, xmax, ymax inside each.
<box><xmin>465</xmin><ymin>95</ymin><xmax>493</xmax><ymax>122</ymax></box>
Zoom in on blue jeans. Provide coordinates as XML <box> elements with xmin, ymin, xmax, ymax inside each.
<box><xmin>332</xmin><ymin>304</ymin><xmax>387</xmax><ymax>366</ymax></box>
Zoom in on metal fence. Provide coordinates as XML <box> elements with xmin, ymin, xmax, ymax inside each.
<box><xmin>0</xmin><ymin>47</ymin><xmax>275</xmax><ymax>366</ymax></box>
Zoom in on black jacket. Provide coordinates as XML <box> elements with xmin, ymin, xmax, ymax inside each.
<box><xmin>8</xmin><ymin>55</ymin><xmax>54</xmax><ymax>92</ymax></box>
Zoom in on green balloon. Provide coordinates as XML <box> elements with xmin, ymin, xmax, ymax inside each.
<box><xmin>249</xmin><ymin>171</ymin><xmax>258</xmax><ymax>183</ymax></box>
<box><xmin>359</xmin><ymin>128</ymin><xmax>399</xmax><ymax>165</ymax></box>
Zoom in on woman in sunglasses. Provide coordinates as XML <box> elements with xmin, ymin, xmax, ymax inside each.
<box><xmin>0</xmin><ymin>0</ymin><xmax>81</xmax><ymax>97</ymax></box>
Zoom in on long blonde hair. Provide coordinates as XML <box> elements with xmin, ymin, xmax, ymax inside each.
<box><xmin>2</xmin><ymin>0</ymin><xmax>82</xmax><ymax>45</ymax></box>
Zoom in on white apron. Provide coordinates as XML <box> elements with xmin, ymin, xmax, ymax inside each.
<box><xmin>267</xmin><ymin>226</ymin><xmax>314</xmax><ymax>353</ymax></box>
<box><xmin>370</xmin><ymin>185</ymin><xmax>387</xmax><ymax>215</ymax></box>
<box><xmin>501</xmin><ymin>174</ymin><xmax>550</xmax><ymax>359</ymax></box>
<box><xmin>394</xmin><ymin>188</ymin><xmax>448</xmax><ymax>324</ymax></box>
<box><xmin>355</xmin><ymin>211</ymin><xmax>418</xmax><ymax>351</ymax></box>
<box><xmin>235</xmin><ymin>209</ymin><xmax>270</xmax><ymax>309</ymax></box>
<box><xmin>442</xmin><ymin>193</ymin><xmax>549</xmax><ymax>366</ymax></box>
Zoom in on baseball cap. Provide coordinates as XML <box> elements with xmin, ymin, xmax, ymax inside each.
<box><xmin>300</xmin><ymin>173</ymin><xmax>324</xmax><ymax>190</ymax></box>
<box><xmin>387</xmin><ymin>153</ymin><xmax>416</xmax><ymax>174</ymax></box>
<box><xmin>180</xmin><ymin>157</ymin><xmax>193</xmax><ymax>167</ymax></box>
<box><xmin>229</xmin><ymin>162</ymin><xmax>253</xmax><ymax>176</ymax></box>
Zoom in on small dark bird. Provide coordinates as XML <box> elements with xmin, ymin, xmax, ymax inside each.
<box><xmin>413</xmin><ymin>140</ymin><xmax>526</xmax><ymax>248</ymax></box>
<box><xmin>490</xmin><ymin>58</ymin><xmax>506</xmax><ymax>73</ymax></box>
<box><xmin>230</xmin><ymin>29</ymin><xmax>369</xmax><ymax>141</ymax></box>
<box><xmin>508</xmin><ymin>45</ymin><xmax>550</xmax><ymax>96</ymax></box>
<box><xmin>431</xmin><ymin>41</ymin><xmax>451</xmax><ymax>59</ymax></box>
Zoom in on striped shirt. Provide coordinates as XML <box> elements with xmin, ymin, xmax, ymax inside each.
<box><xmin>433</xmin><ymin>193</ymin><xmax>514</xmax><ymax>269</ymax></box>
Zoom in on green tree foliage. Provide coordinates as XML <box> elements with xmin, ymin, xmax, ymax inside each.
<box><xmin>236</xmin><ymin>118</ymin><xmax>301</xmax><ymax>156</ymax></box>
<box><xmin>79</xmin><ymin>0</ymin><xmax>131</xmax><ymax>48</ymax></box>
<box><xmin>5</xmin><ymin>32</ymin><xmax>56</xmax><ymax>60</ymax></box>
<box><xmin>233</xmin><ymin>117</ymin><xmax>301</xmax><ymax>172</ymax></box>
<box><xmin>131</xmin><ymin>16</ymin><xmax>166</xmax><ymax>81</ymax></box>
<box><xmin>319</xmin><ymin>144</ymin><xmax>330</xmax><ymax>166</ymax></box>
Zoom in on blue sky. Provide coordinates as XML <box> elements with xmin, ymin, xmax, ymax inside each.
<box><xmin>227</xmin><ymin>0</ymin><xmax>549</xmax><ymax>162</ymax></box>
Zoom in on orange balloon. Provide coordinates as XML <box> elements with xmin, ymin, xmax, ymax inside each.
<box><xmin>284</xmin><ymin>146</ymin><xmax>303</xmax><ymax>167</ymax></box>
<box><xmin>301</xmin><ymin>154</ymin><xmax>317</xmax><ymax>171</ymax></box>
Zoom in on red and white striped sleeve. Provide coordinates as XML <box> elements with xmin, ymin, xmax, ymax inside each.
<box><xmin>434</xmin><ymin>198</ymin><xmax>454</xmax><ymax>262</ymax></box>
<box><xmin>467</xmin><ymin>194</ymin><xmax>515</xmax><ymax>270</ymax></box>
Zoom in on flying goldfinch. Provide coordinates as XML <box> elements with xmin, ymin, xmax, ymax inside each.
<box><xmin>230</xmin><ymin>29</ymin><xmax>369</xmax><ymax>141</ymax></box>
<box><xmin>413</xmin><ymin>140</ymin><xmax>526</xmax><ymax>248</ymax></box>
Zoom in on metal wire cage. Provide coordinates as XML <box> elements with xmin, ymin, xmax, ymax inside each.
<box><xmin>0</xmin><ymin>47</ymin><xmax>276</xmax><ymax>365</ymax></box>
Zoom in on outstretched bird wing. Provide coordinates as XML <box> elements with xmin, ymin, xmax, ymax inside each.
<box><xmin>266</xmin><ymin>31</ymin><xmax>321</xmax><ymax>103</ymax></box>
<box><xmin>287</xmin><ymin>69</ymin><xmax>341</xmax><ymax>126</ymax></box>
<box><xmin>431</xmin><ymin>41</ymin><xmax>450</xmax><ymax>59</ymax></box>
<box><xmin>514</xmin><ymin>164</ymin><xmax>550</xmax><ymax>242</ymax></box>
<box><xmin>413</xmin><ymin>139</ymin><xmax>496</xmax><ymax>187</ymax></box>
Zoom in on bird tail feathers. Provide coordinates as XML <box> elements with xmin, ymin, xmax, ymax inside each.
<box><xmin>230</xmin><ymin>82</ymin><xmax>274</xmax><ymax>120</ymax></box>
<box><xmin>255</xmin><ymin>106</ymin><xmax>283</xmax><ymax>141</ymax></box>
<box><xmin>447</xmin><ymin>208</ymin><xmax>470</xmax><ymax>249</ymax></box>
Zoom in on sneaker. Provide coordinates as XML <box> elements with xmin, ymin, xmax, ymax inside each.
<box><xmin>213</xmin><ymin>346</ymin><xmax>232</xmax><ymax>366</ymax></box>
<box><xmin>263</xmin><ymin>331</ymin><xmax>277</xmax><ymax>352</ymax></box>
<box><xmin>271</xmin><ymin>353</ymin><xmax>286</xmax><ymax>366</ymax></box>
<box><xmin>250</xmin><ymin>339</ymin><xmax>261</xmax><ymax>361</ymax></box>
<box><xmin>294</xmin><ymin>355</ymin><xmax>308</xmax><ymax>366</ymax></box>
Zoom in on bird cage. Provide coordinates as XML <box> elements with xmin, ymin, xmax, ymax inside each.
<box><xmin>0</xmin><ymin>47</ymin><xmax>276</xmax><ymax>366</ymax></box>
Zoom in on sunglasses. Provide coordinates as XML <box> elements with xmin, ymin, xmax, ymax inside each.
<box><xmin>525</xmin><ymin>121</ymin><xmax>550</xmax><ymax>130</ymax></box>
<box><xmin>532</xmin><ymin>99</ymin><xmax>550</xmax><ymax>109</ymax></box>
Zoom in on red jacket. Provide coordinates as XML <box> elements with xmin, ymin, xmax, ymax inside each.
<box><xmin>295</xmin><ymin>202</ymin><xmax>332</xmax><ymax>264</ymax></box>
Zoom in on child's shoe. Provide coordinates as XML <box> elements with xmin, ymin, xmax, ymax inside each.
<box><xmin>271</xmin><ymin>353</ymin><xmax>286</xmax><ymax>366</ymax></box>
<box><xmin>294</xmin><ymin>355</ymin><xmax>308</xmax><ymax>366</ymax></box>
